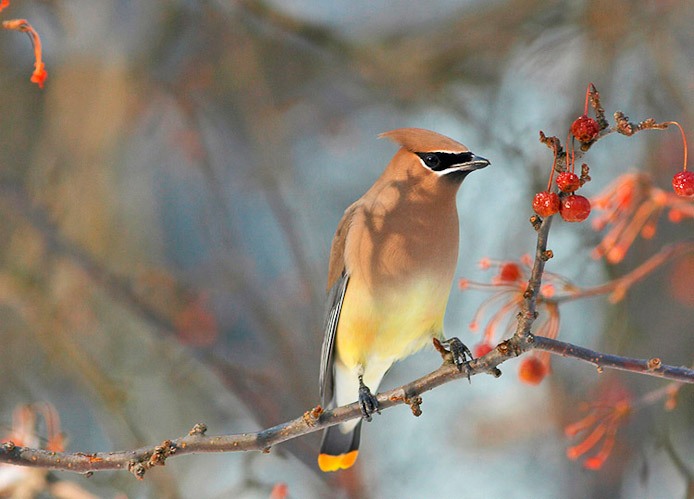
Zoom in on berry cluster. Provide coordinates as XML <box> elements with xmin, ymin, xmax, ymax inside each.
<box><xmin>532</xmin><ymin>134</ymin><xmax>593</xmax><ymax>222</ymax></box>
<box><xmin>533</xmin><ymin>85</ymin><xmax>694</xmax><ymax>224</ymax></box>
<box><xmin>533</xmin><ymin>85</ymin><xmax>597</xmax><ymax>223</ymax></box>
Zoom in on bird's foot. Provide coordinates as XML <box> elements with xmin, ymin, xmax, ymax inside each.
<box><xmin>433</xmin><ymin>337</ymin><xmax>474</xmax><ymax>382</ymax></box>
<box><xmin>358</xmin><ymin>375</ymin><xmax>380</xmax><ymax>422</ymax></box>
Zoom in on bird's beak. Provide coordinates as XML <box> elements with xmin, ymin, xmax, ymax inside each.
<box><xmin>458</xmin><ymin>154</ymin><xmax>490</xmax><ymax>172</ymax></box>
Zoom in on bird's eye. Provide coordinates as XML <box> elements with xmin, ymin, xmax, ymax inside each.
<box><xmin>424</xmin><ymin>154</ymin><xmax>440</xmax><ymax>168</ymax></box>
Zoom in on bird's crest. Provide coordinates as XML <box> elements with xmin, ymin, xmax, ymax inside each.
<box><xmin>379</xmin><ymin>127</ymin><xmax>469</xmax><ymax>153</ymax></box>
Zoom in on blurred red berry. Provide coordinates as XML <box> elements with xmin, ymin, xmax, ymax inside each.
<box><xmin>560</xmin><ymin>195</ymin><xmax>591</xmax><ymax>222</ymax></box>
<box><xmin>497</xmin><ymin>262</ymin><xmax>522</xmax><ymax>283</ymax></box>
<box><xmin>570</xmin><ymin>115</ymin><xmax>599</xmax><ymax>143</ymax></box>
<box><xmin>270</xmin><ymin>483</ymin><xmax>288</xmax><ymax>499</ymax></box>
<box><xmin>672</xmin><ymin>171</ymin><xmax>694</xmax><ymax>197</ymax></box>
<box><xmin>557</xmin><ymin>172</ymin><xmax>580</xmax><ymax>193</ymax></box>
<box><xmin>473</xmin><ymin>342</ymin><xmax>494</xmax><ymax>358</ymax></box>
<box><xmin>518</xmin><ymin>356</ymin><xmax>548</xmax><ymax>385</ymax></box>
<box><xmin>533</xmin><ymin>191</ymin><xmax>560</xmax><ymax>217</ymax></box>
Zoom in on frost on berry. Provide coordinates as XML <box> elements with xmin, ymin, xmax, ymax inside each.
<box><xmin>570</xmin><ymin>115</ymin><xmax>599</xmax><ymax>143</ymax></box>
<box><xmin>672</xmin><ymin>171</ymin><xmax>694</xmax><ymax>197</ymax></box>
<box><xmin>532</xmin><ymin>191</ymin><xmax>560</xmax><ymax>217</ymax></box>
<box><xmin>557</xmin><ymin>172</ymin><xmax>580</xmax><ymax>193</ymax></box>
<box><xmin>560</xmin><ymin>195</ymin><xmax>591</xmax><ymax>222</ymax></box>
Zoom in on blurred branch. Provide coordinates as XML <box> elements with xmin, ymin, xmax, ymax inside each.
<box><xmin>239</xmin><ymin>0</ymin><xmax>543</xmax><ymax>100</ymax></box>
<box><xmin>0</xmin><ymin>181</ymin><xmax>175</xmax><ymax>333</ymax></box>
<box><xmin>0</xmin><ymin>177</ymin><xmax>319</xmax><ymax>463</ymax></box>
<box><xmin>1</xmin><ymin>334</ymin><xmax>693</xmax><ymax>477</ymax></box>
<box><xmin>660</xmin><ymin>433</ymin><xmax>694</xmax><ymax>496</ymax></box>
<box><xmin>553</xmin><ymin>242</ymin><xmax>694</xmax><ymax>304</ymax></box>
<box><xmin>238</xmin><ymin>0</ymin><xmax>353</xmax><ymax>56</ymax></box>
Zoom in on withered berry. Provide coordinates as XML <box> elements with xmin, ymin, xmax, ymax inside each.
<box><xmin>570</xmin><ymin>115</ymin><xmax>599</xmax><ymax>143</ymax></box>
<box><xmin>556</xmin><ymin>172</ymin><xmax>580</xmax><ymax>193</ymax></box>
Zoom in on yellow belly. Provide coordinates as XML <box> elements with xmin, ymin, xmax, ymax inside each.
<box><xmin>335</xmin><ymin>277</ymin><xmax>449</xmax><ymax>369</ymax></box>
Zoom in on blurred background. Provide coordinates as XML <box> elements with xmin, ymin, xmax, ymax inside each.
<box><xmin>0</xmin><ymin>0</ymin><xmax>693</xmax><ymax>497</ymax></box>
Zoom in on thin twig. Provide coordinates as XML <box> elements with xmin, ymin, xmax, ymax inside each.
<box><xmin>532</xmin><ymin>336</ymin><xmax>694</xmax><ymax>383</ymax></box>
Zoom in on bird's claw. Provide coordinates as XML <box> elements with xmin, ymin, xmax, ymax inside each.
<box><xmin>437</xmin><ymin>337</ymin><xmax>474</xmax><ymax>382</ymax></box>
<box><xmin>358</xmin><ymin>376</ymin><xmax>380</xmax><ymax>422</ymax></box>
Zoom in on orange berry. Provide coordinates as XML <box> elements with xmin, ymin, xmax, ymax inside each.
<box><xmin>518</xmin><ymin>357</ymin><xmax>547</xmax><ymax>385</ymax></box>
<box><xmin>532</xmin><ymin>191</ymin><xmax>560</xmax><ymax>217</ymax></box>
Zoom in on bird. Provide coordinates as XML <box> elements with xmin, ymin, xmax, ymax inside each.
<box><xmin>317</xmin><ymin>127</ymin><xmax>490</xmax><ymax>472</ymax></box>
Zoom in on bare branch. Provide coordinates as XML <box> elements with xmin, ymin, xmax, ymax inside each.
<box><xmin>532</xmin><ymin>336</ymin><xmax>694</xmax><ymax>383</ymax></box>
<box><xmin>2</xmin><ymin>334</ymin><xmax>693</xmax><ymax>477</ymax></box>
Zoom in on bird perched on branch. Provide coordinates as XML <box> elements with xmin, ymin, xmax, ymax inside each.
<box><xmin>318</xmin><ymin>127</ymin><xmax>490</xmax><ymax>472</ymax></box>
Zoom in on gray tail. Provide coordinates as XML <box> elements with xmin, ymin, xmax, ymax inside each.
<box><xmin>317</xmin><ymin>421</ymin><xmax>362</xmax><ymax>472</ymax></box>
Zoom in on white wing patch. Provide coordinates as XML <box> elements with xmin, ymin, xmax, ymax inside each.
<box><xmin>319</xmin><ymin>272</ymin><xmax>349</xmax><ymax>405</ymax></box>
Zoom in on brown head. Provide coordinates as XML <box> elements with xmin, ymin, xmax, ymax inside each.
<box><xmin>379</xmin><ymin>127</ymin><xmax>489</xmax><ymax>184</ymax></box>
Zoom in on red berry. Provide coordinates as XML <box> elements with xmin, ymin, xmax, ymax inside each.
<box><xmin>570</xmin><ymin>115</ymin><xmax>599</xmax><ymax>143</ymax></box>
<box><xmin>473</xmin><ymin>342</ymin><xmax>494</xmax><ymax>358</ymax></box>
<box><xmin>498</xmin><ymin>262</ymin><xmax>522</xmax><ymax>283</ymax></box>
<box><xmin>556</xmin><ymin>172</ymin><xmax>580</xmax><ymax>192</ymax></box>
<box><xmin>518</xmin><ymin>357</ymin><xmax>547</xmax><ymax>385</ymax></box>
<box><xmin>559</xmin><ymin>194</ymin><xmax>591</xmax><ymax>222</ymax></box>
<box><xmin>532</xmin><ymin>191</ymin><xmax>560</xmax><ymax>217</ymax></box>
<box><xmin>673</xmin><ymin>171</ymin><xmax>694</xmax><ymax>197</ymax></box>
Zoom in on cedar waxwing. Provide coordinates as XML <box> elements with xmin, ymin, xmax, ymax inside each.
<box><xmin>318</xmin><ymin>128</ymin><xmax>490</xmax><ymax>472</ymax></box>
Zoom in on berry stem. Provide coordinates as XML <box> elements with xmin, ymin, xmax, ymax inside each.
<box><xmin>571</xmin><ymin>136</ymin><xmax>576</xmax><ymax>173</ymax></box>
<box><xmin>665</xmin><ymin>121</ymin><xmax>688</xmax><ymax>172</ymax></box>
<box><xmin>546</xmin><ymin>146</ymin><xmax>558</xmax><ymax>191</ymax></box>
<box><xmin>583</xmin><ymin>83</ymin><xmax>594</xmax><ymax>116</ymax></box>
<box><xmin>565</xmin><ymin>132</ymin><xmax>575</xmax><ymax>174</ymax></box>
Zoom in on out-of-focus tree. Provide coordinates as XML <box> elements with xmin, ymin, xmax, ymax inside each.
<box><xmin>1</xmin><ymin>0</ymin><xmax>693</xmax><ymax>497</ymax></box>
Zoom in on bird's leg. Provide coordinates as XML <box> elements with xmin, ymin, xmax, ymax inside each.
<box><xmin>358</xmin><ymin>375</ymin><xmax>380</xmax><ymax>422</ymax></box>
<box><xmin>433</xmin><ymin>337</ymin><xmax>474</xmax><ymax>382</ymax></box>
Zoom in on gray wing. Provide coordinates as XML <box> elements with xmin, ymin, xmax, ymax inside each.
<box><xmin>318</xmin><ymin>272</ymin><xmax>349</xmax><ymax>406</ymax></box>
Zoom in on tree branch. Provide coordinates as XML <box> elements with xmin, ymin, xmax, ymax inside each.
<box><xmin>532</xmin><ymin>336</ymin><xmax>694</xmax><ymax>382</ymax></box>
<box><xmin>2</xmin><ymin>334</ymin><xmax>693</xmax><ymax>477</ymax></box>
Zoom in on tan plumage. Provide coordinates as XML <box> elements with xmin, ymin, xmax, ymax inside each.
<box><xmin>318</xmin><ymin>128</ymin><xmax>489</xmax><ymax>472</ymax></box>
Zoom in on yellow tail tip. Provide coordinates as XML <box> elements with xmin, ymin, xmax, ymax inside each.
<box><xmin>318</xmin><ymin>450</ymin><xmax>358</xmax><ymax>472</ymax></box>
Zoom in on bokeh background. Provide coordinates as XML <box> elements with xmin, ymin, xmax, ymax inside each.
<box><xmin>1</xmin><ymin>0</ymin><xmax>693</xmax><ymax>497</ymax></box>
